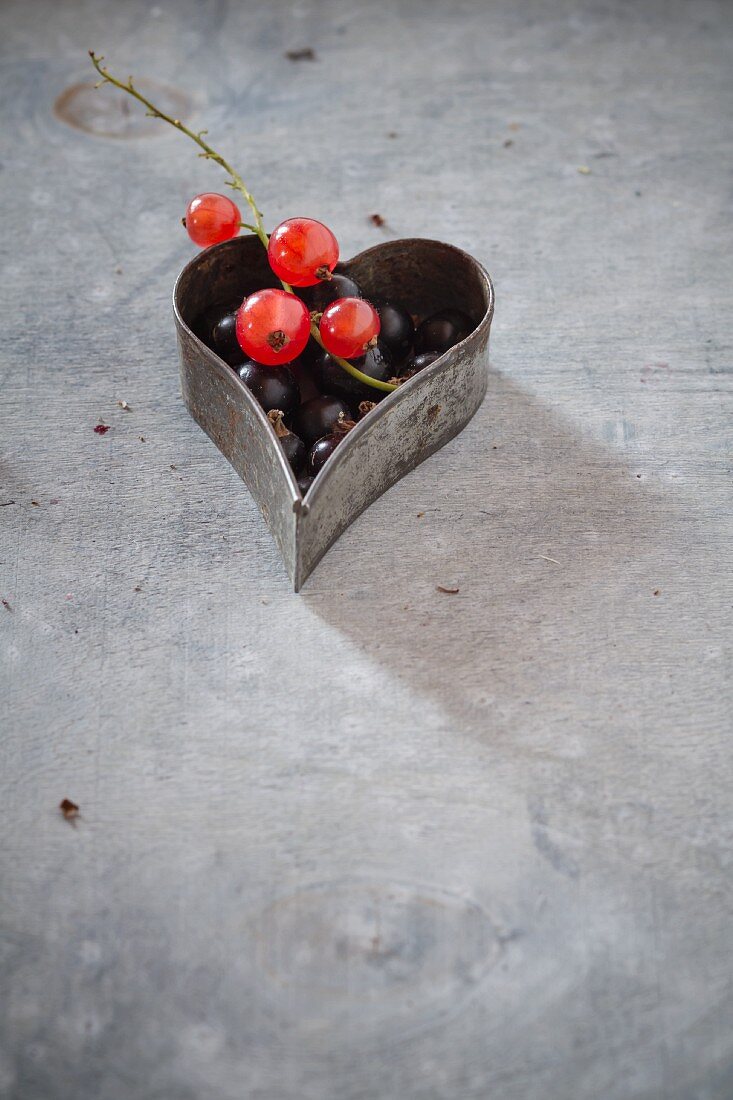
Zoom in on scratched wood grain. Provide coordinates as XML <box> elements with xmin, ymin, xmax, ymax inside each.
<box><xmin>1</xmin><ymin>1</ymin><xmax>732</xmax><ymax>1098</ymax></box>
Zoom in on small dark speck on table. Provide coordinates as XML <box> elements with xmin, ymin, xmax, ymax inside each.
<box><xmin>59</xmin><ymin>798</ymin><xmax>80</xmax><ymax>824</ymax></box>
<box><xmin>285</xmin><ymin>48</ymin><xmax>316</xmax><ymax>61</ymax></box>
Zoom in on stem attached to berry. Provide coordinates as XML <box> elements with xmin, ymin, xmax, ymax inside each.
<box><xmin>88</xmin><ymin>52</ymin><xmax>396</xmax><ymax>393</ymax></box>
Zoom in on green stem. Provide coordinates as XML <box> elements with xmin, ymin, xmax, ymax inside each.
<box><xmin>89</xmin><ymin>53</ymin><xmax>268</xmax><ymax>247</ymax></box>
<box><xmin>88</xmin><ymin>52</ymin><xmax>396</xmax><ymax>394</ymax></box>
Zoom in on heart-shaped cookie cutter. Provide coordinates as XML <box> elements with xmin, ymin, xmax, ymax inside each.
<box><xmin>174</xmin><ymin>235</ymin><xmax>494</xmax><ymax>589</ymax></box>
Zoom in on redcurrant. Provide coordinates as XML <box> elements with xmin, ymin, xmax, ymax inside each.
<box><xmin>235</xmin><ymin>289</ymin><xmax>310</xmax><ymax>366</ymax></box>
<box><xmin>319</xmin><ymin>297</ymin><xmax>380</xmax><ymax>360</ymax></box>
<box><xmin>184</xmin><ymin>193</ymin><xmax>241</xmax><ymax>248</ymax></box>
<box><xmin>268</xmin><ymin>218</ymin><xmax>339</xmax><ymax>287</ymax></box>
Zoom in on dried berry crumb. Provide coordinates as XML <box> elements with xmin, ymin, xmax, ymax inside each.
<box><xmin>94</xmin><ymin>423</ymin><xmax>111</xmax><ymax>435</ymax></box>
<box><xmin>133</xmin><ymin>585</ymin><xmax>142</xmax><ymax>592</ymax></box>
<box><xmin>139</xmin><ymin>436</ymin><xmax>146</xmax><ymax>442</ymax></box>
<box><xmin>370</xmin><ymin>213</ymin><xmax>385</xmax><ymax>227</ymax></box>
<box><xmin>285</xmin><ymin>47</ymin><xmax>316</xmax><ymax>61</ymax></box>
<box><xmin>653</xmin><ymin>589</ymin><xmax>661</xmax><ymax>596</ymax></box>
<box><xmin>117</xmin><ymin>400</ymin><xmax>132</xmax><ymax>412</ymax></box>
<box><xmin>2</xmin><ymin>598</ymin><xmax>12</xmax><ymax>612</ymax></box>
<box><xmin>59</xmin><ymin>798</ymin><xmax>79</xmax><ymax>823</ymax></box>
<box><xmin>31</xmin><ymin>500</ymin><xmax>40</xmax><ymax>506</ymax></box>
<box><xmin>437</xmin><ymin>585</ymin><xmax>459</xmax><ymax>594</ymax></box>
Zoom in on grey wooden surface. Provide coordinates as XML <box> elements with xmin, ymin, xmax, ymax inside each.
<box><xmin>1</xmin><ymin>1</ymin><xmax>732</xmax><ymax>1098</ymax></box>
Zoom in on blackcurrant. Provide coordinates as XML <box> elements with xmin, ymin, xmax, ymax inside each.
<box><xmin>237</xmin><ymin>360</ymin><xmax>301</xmax><ymax>417</ymax></box>
<box><xmin>196</xmin><ymin>301</ymin><xmax>237</xmax><ymax>347</ymax></box>
<box><xmin>291</xmin><ymin>395</ymin><xmax>351</xmax><ymax>447</ymax></box>
<box><xmin>312</xmin><ymin>342</ymin><xmax>393</xmax><ymax>402</ymax></box>
<box><xmin>211</xmin><ymin>310</ymin><xmax>244</xmax><ymax>366</ymax></box>
<box><xmin>407</xmin><ymin>351</ymin><xmax>441</xmax><ymax>373</ymax></box>
<box><xmin>308</xmin><ymin>434</ymin><xmax>341</xmax><ymax>475</ymax></box>
<box><xmin>375</xmin><ymin>301</ymin><xmax>414</xmax><ymax>362</ymax></box>
<box><xmin>300</xmin><ymin>271</ymin><xmax>363</xmax><ymax>313</ymax></box>
<box><xmin>267</xmin><ymin>410</ymin><xmax>306</xmax><ymax>475</ymax></box>
<box><xmin>414</xmin><ymin>308</ymin><xmax>474</xmax><ymax>355</ymax></box>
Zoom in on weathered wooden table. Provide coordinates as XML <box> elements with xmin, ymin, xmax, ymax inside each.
<box><xmin>1</xmin><ymin>2</ymin><xmax>731</xmax><ymax>1097</ymax></box>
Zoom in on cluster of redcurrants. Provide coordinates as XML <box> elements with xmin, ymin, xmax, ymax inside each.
<box><xmin>187</xmin><ymin>194</ymin><xmax>474</xmax><ymax>494</ymax></box>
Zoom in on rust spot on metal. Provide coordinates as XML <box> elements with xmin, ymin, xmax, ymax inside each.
<box><xmin>426</xmin><ymin>404</ymin><xmax>441</xmax><ymax>424</ymax></box>
<box><xmin>54</xmin><ymin>80</ymin><xmax>190</xmax><ymax>139</ymax></box>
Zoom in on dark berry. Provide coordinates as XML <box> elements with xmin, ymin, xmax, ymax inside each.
<box><xmin>375</xmin><ymin>301</ymin><xmax>414</xmax><ymax>362</ymax></box>
<box><xmin>267</xmin><ymin>410</ymin><xmax>306</xmax><ymax>475</ymax></box>
<box><xmin>297</xmin><ymin>474</ymin><xmax>314</xmax><ymax>495</ymax></box>
<box><xmin>196</xmin><ymin>301</ymin><xmax>239</xmax><ymax>348</ymax></box>
<box><xmin>308</xmin><ymin>434</ymin><xmax>341</xmax><ymax>475</ymax></box>
<box><xmin>237</xmin><ymin>360</ymin><xmax>300</xmax><ymax>417</ymax></box>
<box><xmin>287</xmin><ymin>351</ymin><xmax>321</xmax><ymax>402</ymax></box>
<box><xmin>300</xmin><ymin>271</ymin><xmax>363</xmax><ymax>312</ymax></box>
<box><xmin>408</xmin><ymin>351</ymin><xmax>442</xmax><ymax>372</ymax></box>
<box><xmin>211</xmin><ymin>310</ymin><xmax>244</xmax><ymax>366</ymax></box>
<box><xmin>297</xmin><ymin>336</ymin><xmax>324</xmax><ymax>368</ymax></box>
<box><xmin>312</xmin><ymin>341</ymin><xmax>392</xmax><ymax>402</ymax></box>
<box><xmin>291</xmin><ymin>395</ymin><xmax>351</xmax><ymax>447</ymax></box>
<box><xmin>414</xmin><ymin>308</ymin><xmax>474</xmax><ymax>354</ymax></box>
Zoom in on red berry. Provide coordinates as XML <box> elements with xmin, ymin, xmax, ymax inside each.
<box><xmin>268</xmin><ymin>218</ymin><xmax>339</xmax><ymax>287</ymax></box>
<box><xmin>235</xmin><ymin>289</ymin><xmax>310</xmax><ymax>366</ymax></box>
<box><xmin>319</xmin><ymin>297</ymin><xmax>380</xmax><ymax>359</ymax></box>
<box><xmin>185</xmin><ymin>193</ymin><xmax>241</xmax><ymax>248</ymax></box>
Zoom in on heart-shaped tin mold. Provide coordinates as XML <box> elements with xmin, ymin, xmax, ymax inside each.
<box><xmin>173</xmin><ymin>235</ymin><xmax>494</xmax><ymax>590</ymax></box>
